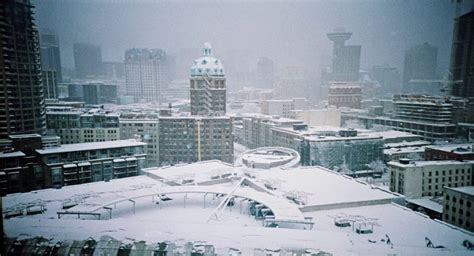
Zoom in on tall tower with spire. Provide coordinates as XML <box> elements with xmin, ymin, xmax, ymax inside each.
<box><xmin>190</xmin><ymin>43</ymin><xmax>226</xmax><ymax>116</ymax></box>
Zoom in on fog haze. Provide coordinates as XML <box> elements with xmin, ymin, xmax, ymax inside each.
<box><xmin>34</xmin><ymin>0</ymin><xmax>460</xmax><ymax>74</ymax></box>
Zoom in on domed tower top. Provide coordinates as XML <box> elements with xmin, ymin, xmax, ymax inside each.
<box><xmin>191</xmin><ymin>42</ymin><xmax>224</xmax><ymax>77</ymax></box>
<box><xmin>202</xmin><ymin>42</ymin><xmax>213</xmax><ymax>56</ymax></box>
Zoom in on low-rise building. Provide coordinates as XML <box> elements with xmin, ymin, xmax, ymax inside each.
<box><xmin>36</xmin><ymin>139</ymin><xmax>146</xmax><ymax>188</ymax></box>
<box><xmin>288</xmin><ymin>107</ymin><xmax>341</xmax><ymax>127</ymax></box>
<box><xmin>389</xmin><ymin>159</ymin><xmax>473</xmax><ymax>198</ymax></box>
<box><xmin>261</xmin><ymin>98</ymin><xmax>310</xmax><ymax>118</ymax></box>
<box><xmin>443</xmin><ymin>186</ymin><xmax>474</xmax><ymax>232</ymax></box>
<box><xmin>46</xmin><ymin>107</ymin><xmax>120</xmax><ymax>144</ymax></box>
<box><xmin>241</xmin><ymin>115</ymin><xmax>303</xmax><ymax>149</ymax></box>
<box><xmin>425</xmin><ymin>144</ymin><xmax>474</xmax><ymax>161</ymax></box>
<box><xmin>328</xmin><ymin>84</ymin><xmax>362</xmax><ymax>109</ymax></box>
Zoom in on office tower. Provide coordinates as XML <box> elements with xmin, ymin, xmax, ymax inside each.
<box><xmin>73</xmin><ymin>43</ymin><xmax>103</xmax><ymax>78</ymax></box>
<box><xmin>371</xmin><ymin>65</ymin><xmax>402</xmax><ymax>95</ymax></box>
<box><xmin>102</xmin><ymin>61</ymin><xmax>124</xmax><ymax>79</ymax></box>
<box><xmin>450</xmin><ymin>10</ymin><xmax>474</xmax><ymax>122</ymax></box>
<box><xmin>124</xmin><ymin>48</ymin><xmax>168</xmax><ymax>103</ymax></box>
<box><xmin>327</xmin><ymin>28</ymin><xmax>361</xmax><ymax>82</ymax></box>
<box><xmin>0</xmin><ymin>0</ymin><xmax>46</xmax><ymax>138</ymax></box>
<box><xmin>190</xmin><ymin>43</ymin><xmax>226</xmax><ymax>116</ymax></box>
<box><xmin>402</xmin><ymin>42</ymin><xmax>438</xmax><ymax>93</ymax></box>
<box><xmin>256</xmin><ymin>57</ymin><xmax>274</xmax><ymax>89</ymax></box>
<box><xmin>42</xmin><ymin>70</ymin><xmax>58</xmax><ymax>99</ymax></box>
<box><xmin>40</xmin><ymin>31</ymin><xmax>62</xmax><ymax>82</ymax></box>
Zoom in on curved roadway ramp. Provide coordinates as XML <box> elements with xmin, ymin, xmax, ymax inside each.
<box><xmin>57</xmin><ymin>178</ymin><xmax>311</xmax><ymax>229</ymax></box>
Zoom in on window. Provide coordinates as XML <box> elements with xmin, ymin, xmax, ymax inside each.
<box><xmin>460</xmin><ymin>199</ymin><xmax>464</xmax><ymax>205</ymax></box>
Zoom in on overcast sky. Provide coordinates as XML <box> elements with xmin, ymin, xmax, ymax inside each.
<box><xmin>33</xmin><ymin>0</ymin><xmax>469</xmax><ymax>75</ymax></box>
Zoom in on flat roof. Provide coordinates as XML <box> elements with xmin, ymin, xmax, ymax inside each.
<box><xmin>384</xmin><ymin>146</ymin><xmax>427</xmax><ymax>155</ymax></box>
<box><xmin>253</xmin><ymin>167</ymin><xmax>397</xmax><ymax>207</ymax></box>
<box><xmin>4</xmin><ymin>169</ymin><xmax>473</xmax><ymax>255</ymax></box>
<box><xmin>426</xmin><ymin>144</ymin><xmax>474</xmax><ymax>154</ymax></box>
<box><xmin>446</xmin><ymin>186</ymin><xmax>474</xmax><ymax>196</ymax></box>
<box><xmin>144</xmin><ymin>160</ymin><xmax>234</xmax><ymax>184</ymax></box>
<box><xmin>406</xmin><ymin>197</ymin><xmax>443</xmax><ymax>213</ymax></box>
<box><xmin>36</xmin><ymin>139</ymin><xmax>146</xmax><ymax>155</ymax></box>
<box><xmin>0</xmin><ymin>151</ymin><xmax>26</xmax><ymax>158</ymax></box>
<box><xmin>388</xmin><ymin>160</ymin><xmax>474</xmax><ymax>168</ymax></box>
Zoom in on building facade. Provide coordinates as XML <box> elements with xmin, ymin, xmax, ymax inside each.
<box><xmin>36</xmin><ymin>140</ymin><xmax>146</xmax><ymax>187</ymax></box>
<box><xmin>40</xmin><ymin>31</ymin><xmax>62</xmax><ymax>83</ymax></box>
<box><xmin>402</xmin><ymin>42</ymin><xmax>438</xmax><ymax>93</ymax></box>
<box><xmin>327</xmin><ymin>28</ymin><xmax>361</xmax><ymax>82</ymax></box>
<box><xmin>42</xmin><ymin>69</ymin><xmax>58</xmax><ymax>99</ymax></box>
<box><xmin>328</xmin><ymin>84</ymin><xmax>362</xmax><ymax>109</ymax></box>
<box><xmin>73</xmin><ymin>43</ymin><xmax>103</xmax><ymax>78</ymax></box>
<box><xmin>158</xmin><ymin>117</ymin><xmax>233</xmax><ymax>165</ymax></box>
<box><xmin>256</xmin><ymin>57</ymin><xmax>274</xmax><ymax>89</ymax></box>
<box><xmin>389</xmin><ymin>159</ymin><xmax>473</xmax><ymax>198</ymax></box>
<box><xmin>0</xmin><ymin>0</ymin><xmax>46</xmax><ymax>138</ymax></box>
<box><xmin>124</xmin><ymin>48</ymin><xmax>168</xmax><ymax>103</ymax></box>
<box><xmin>443</xmin><ymin>186</ymin><xmax>473</xmax><ymax>232</ymax></box>
<box><xmin>46</xmin><ymin>108</ymin><xmax>120</xmax><ymax>144</ymax></box>
<box><xmin>450</xmin><ymin>10</ymin><xmax>474</xmax><ymax>123</ymax></box>
<box><xmin>119</xmin><ymin>114</ymin><xmax>160</xmax><ymax>167</ymax></box>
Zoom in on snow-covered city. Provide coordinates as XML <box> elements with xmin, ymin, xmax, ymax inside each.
<box><xmin>1</xmin><ymin>0</ymin><xmax>474</xmax><ymax>255</ymax></box>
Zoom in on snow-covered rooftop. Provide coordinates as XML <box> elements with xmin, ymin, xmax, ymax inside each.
<box><xmin>4</xmin><ymin>165</ymin><xmax>473</xmax><ymax>255</ymax></box>
<box><xmin>144</xmin><ymin>160</ymin><xmax>235</xmax><ymax>184</ymax></box>
<box><xmin>253</xmin><ymin>167</ymin><xmax>398</xmax><ymax>209</ymax></box>
<box><xmin>388</xmin><ymin>160</ymin><xmax>474</xmax><ymax>168</ymax></box>
<box><xmin>446</xmin><ymin>186</ymin><xmax>474</xmax><ymax>196</ymax></box>
<box><xmin>406</xmin><ymin>197</ymin><xmax>443</xmax><ymax>213</ymax></box>
<box><xmin>36</xmin><ymin>139</ymin><xmax>146</xmax><ymax>154</ymax></box>
<box><xmin>0</xmin><ymin>151</ymin><xmax>26</xmax><ymax>158</ymax></box>
<box><xmin>426</xmin><ymin>144</ymin><xmax>474</xmax><ymax>154</ymax></box>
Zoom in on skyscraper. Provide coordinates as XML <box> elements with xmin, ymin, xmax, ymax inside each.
<box><xmin>40</xmin><ymin>30</ymin><xmax>62</xmax><ymax>83</ymax></box>
<box><xmin>402</xmin><ymin>42</ymin><xmax>438</xmax><ymax>93</ymax></box>
<box><xmin>371</xmin><ymin>65</ymin><xmax>402</xmax><ymax>95</ymax></box>
<box><xmin>327</xmin><ymin>28</ymin><xmax>361</xmax><ymax>82</ymax></box>
<box><xmin>256</xmin><ymin>57</ymin><xmax>274</xmax><ymax>89</ymax></box>
<box><xmin>157</xmin><ymin>43</ymin><xmax>233</xmax><ymax>165</ymax></box>
<box><xmin>190</xmin><ymin>43</ymin><xmax>226</xmax><ymax>116</ymax></box>
<box><xmin>73</xmin><ymin>43</ymin><xmax>103</xmax><ymax>78</ymax></box>
<box><xmin>449</xmin><ymin>10</ymin><xmax>474</xmax><ymax>122</ymax></box>
<box><xmin>42</xmin><ymin>70</ymin><xmax>58</xmax><ymax>99</ymax></box>
<box><xmin>124</xmin><ymin>48</ymin><xmax>168</xmax><ymax>103</ymax></box>
<box><xmin>0</xmin><ymin>0</ymin><xmax>46</xmax><ymax>138</ymax></box>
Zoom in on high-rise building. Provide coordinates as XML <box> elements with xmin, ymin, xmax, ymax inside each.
<box><xmin>190</xmin><ymin>43</ymin><xmax>226</xmax><ymax>116</ymax></box>
<box><xmin>158</xmin><ymin>43</ymin><xmax>233</xmax><ymax>165</ymax></box>
<box><xmin>0</xmin><ymin>0</ymin><xmax>46</xmax><ymax>138</ymax></box>
<box><xmin>40</xmin><ymin>31</ymin><xmax>62</xmax><ymax>83</ymax></box>
<box><xmin>327</xmin><ymin>28</ymin><xmax>361</xmax><ymax>82</ymax></box>
<box><xmin>42</xmin><ymin>70</ymin><xmax>58</xmax><ymax>99</ymax></box>
<box><xmin>256</xmin><ymin>57</ymin><xmax>274</xmax><ymax>89</ymax></box>
<box><xmin>449</xmin><ymin>10</ymin><xmax>474</xmax><ymax>123</ymax></box>
<box><xmin>371</xmin><ymin>65</ymin><xmax>401</xmax><ymax>95</ymax></box>
<box><xmin>402</xmin><ymin>42</ymin><xmax>438</xmax><ymax>93</ymax></box>
<box><xmin>73</xmin><ymin>43</ymin><xmax>103</xmax><ymax>78</ymax></box>
<box><xmin>124</xmin><ymin>48</ymin><xmax>168</xmax><ymax>103</ymax></box>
